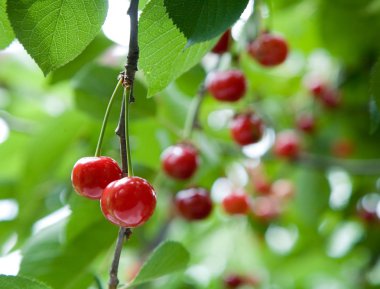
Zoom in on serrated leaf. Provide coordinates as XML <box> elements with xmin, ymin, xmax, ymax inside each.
<box><xmin>0</xmin><ymin>0</ymin><xmax>15</xmax><ymax>49</ymax></box>
<box><xmin>7</xmin><ymin>0</ymin><xmax>107</xmax><ymax>75</ymax></box>
<box><xmin>124</xmin><ymin>241</ymin><xmax>190</xmax><ymax>287</ymax></box>
<box><xmin>49</xmin><ymin>33</ymin><xmax>113</xmax><ymax>84</ymax></box>
<box><xmin>163</xmin><ymin>0</ymin><xmax>249</xmax><ymax>45</ymax></box>
<box><xmin>139</xmin><ymin>0</ymin><xmax>215</xmax><ymax>97</ymax></box>
<box><xmin>370</xmin><ymin>59</ymin><xmax>380</xmax><ymax>134</ymax></box>
<box><xmin>0</xmin><ymin>275</ymin><xmax>52</xmax><ymax>289</ymax></box>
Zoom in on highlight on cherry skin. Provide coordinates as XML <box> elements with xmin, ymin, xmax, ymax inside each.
<box><xmin>71</xmin><ymin>156</ymin><xmax>122</xmax><ymax>200</ymax></box>
<box><xmin>174</xmin><ymin>187</ymin><xmax>213</xmax><ymax>221</ymax></box>
<box><xmin>161</xmin><ymin>142</ymin><xmax>199</xmax><ymax>180</ymax></box>
<box><xmin>206</xmin><ymin>70</ymin><xmax>247</xmax><ymax>102</ymax></box>
<box><xmin>101</xmin><ymin>176</ymin><xmax>157</xmax><ymax>228</ymax></box>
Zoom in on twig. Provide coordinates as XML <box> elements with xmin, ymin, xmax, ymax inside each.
<box><xmin>295</xmin><ymin>152</ymin><xmax>380</xmax><ymax>175</ymax></box>
<box><xmin>108</xmin><ymin>0</ymin><xmax>140</xmax><ymax>288</ymax></box>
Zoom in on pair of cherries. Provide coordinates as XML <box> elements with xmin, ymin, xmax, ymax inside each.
<box><xmin>71</xmin><ymin>156</ymin><xmax>156</xmax><ymax>227</ymax></box>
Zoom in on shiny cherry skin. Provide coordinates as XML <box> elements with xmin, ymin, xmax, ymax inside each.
<box><xmin>230</xmin><ymin>113</ymin><xmax>264</xmax><ymax>146</ymax></box>
<box><xmin>100</xmin><ymin>176</ymin><xmax>156</xmax><ymax>227</ymax></box>
<box><xmin>222</xmin><ymin>193</ymin><xmax>250</xmax><ymax>215</ymax></box>
<box><xmin>207</xmin><ymin>70</ymin><xmax>246</xmax><ymax>102</ymax></box>
<box><xmin>223</xmin><ymin>274</ymin><xmax>245</xmax><ymax>289</ymax></box>
<box><xmin>248</xmin><ymin>33</ymin><xmax>288</xmax><ymax>67</ymax></box>
<box><xmin>161</xmin><ymin>143</ymin><xmax>198</xmax><ymax>180</ymax></box>
<box><xmin>175</xmin><ymin>188</ymin><xmax>213</xmax><ymax>221</ymax></box>
<box><xmin>296</xmin><ymin>114</ymin><xmax>316</xmax><ymax>134</ymax></box>
<box><xmin>273</xmin><ymin>130</ymin><xmax>300</xmax><ymax>159</ymax></box>
<box><xmin>71</xmin><ymin>156</ymin><xmax>122</xmax><ymax>200</ymax></box>
<box><xmin>211</xmin><ymin>30</ymin><xmax>231</xmax><ymax>54</ymax></box>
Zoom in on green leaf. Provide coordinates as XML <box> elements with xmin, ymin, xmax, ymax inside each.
<box><xmin>0</xmin><ymin>275</ymin><xmax>52</xmax><ymax>289</ymax></box>
<box><xmin>124</xmin><ymin>241</ymin><xmax>190</xmax><ymax>287</ymax></box>
<box><xmin>370</xmin><ymin>59</ymin><xmax>380</xmax><ymax>133</ymax></box>
<box><xmin>139</xmin><ymin>0</ymin><xmax>215</xmax><ymax>97</ymax></box>
<box><xmin>7</xmin><ymin>0</ymin><xmax>108</xmax><ymax>75</ymax></box>
<box><xmin>49</xmin><ymin>33</ymin><xmax>113</xmax><ymax>84</ymax></box>
<box><xmin>0</xmin><ymin>0</ymin><xmax>15</xmax><ymax>49</ymax></box>
<box><xmin>163</xmin><ymin>0</ymin><xmax>248</xmax><ymax>45</ymax></box>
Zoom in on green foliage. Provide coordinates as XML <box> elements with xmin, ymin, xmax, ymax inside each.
<box><xmin>138</xmin><ymin>0</ymin><xmax>216</xmax><ymax>97</ymax></box>
<box><xmin>163</xmin><ymin>0</ymin><xmax>249</xmax><ymax>45</ymax></box>
<box><xmin>125</xmin><ymin>241</ymin><xmax>190</xmax><ymax>287</ymax></box>
<box><xmin>0</xmin><ymin>275</ymin><xmax>52</xmax><ymax>289</ymax></box>
<box><xmin>7</xmin><ymin>0</ymin><xmax>107</xmax><ymax>75</ymax></box>
<box><xmin>370</xmin><ymin>59</ymin><xmax>380</xmax><ymax>133</ymax></box>
<box><xmin>0</xmin><ymin>0</ymin><xmax>14</xmax><ymax>49</ymax></box>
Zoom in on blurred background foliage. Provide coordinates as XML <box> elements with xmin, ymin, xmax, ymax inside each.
<box><xmin>1</xmin><ymin>0</ymin><xmax>380</xmax><ymax>288</ymax></box>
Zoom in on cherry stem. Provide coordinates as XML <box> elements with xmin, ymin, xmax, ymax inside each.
<box><xmin>182</xmin><ymin>83</ymin><xmax>207</xmax><ymax>140</ymax></box>
<box><xmin>124</xmin><ymin>87</ymin><xmax>134</xmax><ymax>177</ymax></box>
<box><xmin>95</xmin><ymin>79</ymin><xmax>122</xmax><ymax>157</ymax></box>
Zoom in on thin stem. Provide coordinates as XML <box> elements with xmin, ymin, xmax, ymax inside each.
<box><xmin>108</xmin><ymin>228</ymin><xmax>132</xmax><ymax>289</ymax></box>
<box><xmin>125</xmin><ymin>87</ymin><xmax>134</xmax><ymax>177</ymax></box>
<box><xmin>182</xmin><ymin>84</ymin><xmax>207</xmax><ymax>140</ymax></box>
<box><xmin>115</xmin><ymin>93</ymin><xmax>128</xmax><ymax>175</ymax></box>
<box><xmin>295</xmin><ymin>152</ymin><xmax>380</xmax><ymax>175</ymax></box>
<box><xmin>95</xmin><ymin>79</ymin><xmax>122</xmax><ymax>157</ymax></box>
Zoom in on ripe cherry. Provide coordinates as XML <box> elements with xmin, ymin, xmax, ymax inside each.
<box><xmin>100</xmin><ymin>176</ymin><xmax>156</xmax><ymax>227</ymax></box>
<box><xmin>207</xmin><ymin>70</ymin><xmax>246</xmax><ymax>102</ymax></box>
<box><xmin>212</xmin><ymin>30</ymin><xmax>231</xmax><ymax>54</ymax></box>
<box><xmin>230</xmin><ymin>113</ymin><xmax>264</xmax><ymax>146</ymax></box>
<box><xmin>251</xmin><ymin>196</ymin><xmax>281</xmax><ymax>221</ymax></box>
<box><xmin>71</xmin><ymin>156</ymin><xmax>122</xmax><ymax>200</ymax></box>
<box><xmin>161</xmin><ymin>143</ymin><xmax>198</xmax><ymax>180</ymax></box>
<box><xmin>175</xmin><ymin>188</ymin><xmax>213</xmax><ymax>221</ymax></box>
<box><xmin>222</xmin><ymin>193</ymin><xmax>250</xmax><ymax>215</ymax></box>
<box><xmin>296</xmin><ymin>114</ymin><xmax>316</xmax><ymax>134</ymax></box>
<box><xmin>248</xmin><ymin>33</ymin><xmax>288</xmax><ymax>67</ymax></box>
<box><xmin>320</xmin><ymin>89</ymin><xmax>341</xmax><ymax>108</ymax></box>
<box><xmin>273</xmin><ymin>130</ymin><xmax>300</xmax><ymax>159</ymax></box>
<box><xmin>223</xmin><ymin>274</ymin><xmax>245</xmax><ymax>289</ymax></box>
<box><xmin>307</xmin><ymin>79</ymin><xmax>326</xmax><ymax>98</ymax></box>
<box><xmin>357</xmin><ymin>194</ymin><xmax>380</xmax><ymax>223</ymax></box>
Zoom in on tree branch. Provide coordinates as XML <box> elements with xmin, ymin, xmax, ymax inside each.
<box><xmin>108</xmin><ymin>0</ymin><xmax>140</xmax><ymax>288</ymax></box>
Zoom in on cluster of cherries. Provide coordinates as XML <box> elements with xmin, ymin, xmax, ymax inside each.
<box><xmin>71</xmin><ymin>156</ymin><xmax>156</xmax><ymax>227</ymax></box>
<box><xmin>159</xmin><ymin>30</ymin><xmax>295</xmax><ymax>224</ymax></box>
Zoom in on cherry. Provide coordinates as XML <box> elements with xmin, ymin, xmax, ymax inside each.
<box><xmin>296</xmin><ymin>114</ymin><xmax>316</xmax><ymax>134</ymax></box>
<box><xmin>273</xmin><ymin>130</ymin><xmax>300</xmax><ymax>159</ymax></box>
<box><xmin>175</xmin><ymin>188</ymin><xmax>213</xmax><ymax>221</ymax></box>
<box><xmin>161</xmin><ymin>143</ymin><xmax>199</xmax><ymax>180</ymax></box>
<box><xmin>306</xmin><ymin>79</ymin><xmax>326</xmax><ymax>98</ymax></box>
<box><xmin>71</xmin><ymin>156</ymin><xmax>122</xmax><ymax>200</ymax></box>
<box><xmin>100</xmin><ymin>176</ymin><xmax>156</xmax><ymax>227</ymax></box>
<box><xmin>223</xmin><ymin>274</ymin><xmax>245</xmax><ymax>289</ymax></box>
<box><xmin>222</xmin><ymin>193</ymin><xmax>250</xmax><ymax>215</ymax></box>
<box><xmin>320</xmin><ymin>88</ymin><xmax>341</xmax><ymax>108</ymax></box>
<box><xmin>253</xmin><ymin>178</ymin><xmax>272</xmax><ymax>195</ymax></box>
<box><xmin>207</xmin><ymin>70</ymin><xmax>247</xmax><ymax>102</ymax></box>
<box><xmin>248</xmin><ymin>33</ymin><xmax>288</xmax><ymax>67</ymax></box>
<box><xmin>211</xmin><ymin>30</ymin><xmax>231</xmax><ymax>54</ymax></box>
<box><xmin>230</xmin><ymin>113</ymin><xmax>264</xmax><ymax>146</ymax></box>
<box><xmin>251</xmin><ymin>196</ymin><xmax>281</xmax><ymax>221</ymax></box>
<box><xmin>356</xmin><ymin>194</ymin><xmax>380</xmax><ymax>223</ymax></box>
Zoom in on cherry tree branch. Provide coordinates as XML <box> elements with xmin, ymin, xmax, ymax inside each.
<box><xmin>109</xmin><ymin>0</ymin><xmax>140</xmax><ymax>288</ymax></box>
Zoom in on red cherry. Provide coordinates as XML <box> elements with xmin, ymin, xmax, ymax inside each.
<box><xmin>273</xmin><ymin>130</ymin><xmax>300</xmax><ymax>159</ymax></box>
<box><xmin>207</xmin><ymin>70</ymin><xmax>247</xmax><ymax>102</ymax></box>
<box><xmin>223</xmin><ymin>274</ymin><xmax>245</xmax><ymax>289</ymax></box>
<box><xmin>175</xmin><ymin>188</ymin><xmax>213</xmax><ymax>221</ymax></box>
<box><xmin>356</xmin><ymin>194</ymin><xmax>380</xmax><ymax>223</ymax></box>
<box><xmin>253</xmin><ymin>177</ymin><xmax>272</xmax><ymax>195</ymax></box>
<box><xmin>320</xmin><ymin>89</ymin><xmax>341</xmax><ymax>108</ymax></box>
<box><xmin>230</xmin><ymin>113</ymin><xmax>264</xmax><ymax>146</ymax></box>
<box><xmin>222</xmin><ymin>193</ymin><xmax>250</xmax><ymax>215</ymax></box>
<box><xmin>251</xmin><ymin>196</ymin><xmax>281</xmax><ymax>221</ymax></box>
<box><xmin>296</xmin><ymin>114</ymin><xmax>316</xmax><ymax>134</ymax></box>
<box><xmin>307</xmin><ymin>79</ymin><xmax>326</xmax><ymax>98</ymax></box>
<box><xmin>248</xmin><ymin>33</ymin><xmax>288</xmax><ymax>67</ymax></box>
<box><xmin>211</xmin><ymin>30</ymin><xmax>231</xmax><ymax>54</ymax></box>
<box><xmin>71</xmin><ymin>156</ymin><xmax>122</xmax><ymax>200</ymax></box>
<box><xmin>161</xmin><ymin>143</ymin><xmax>199</xmax><ymax>180</ymax></box>
<box><xmin>100</xmin><ymin>176</ymin><xmax>156</xmax><ymax>227</ymax></box>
